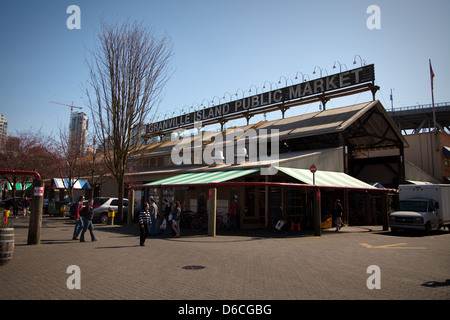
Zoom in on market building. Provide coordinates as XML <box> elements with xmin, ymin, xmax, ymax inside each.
<box><xmin>21</xmin><ymin>64</ymin><xmax>408</xmax><ymax>233</ymax></box>
<box><xmin>79</xmin><ymin>64</ymin><xmax>410</xmax><ymax>233</ymax></box>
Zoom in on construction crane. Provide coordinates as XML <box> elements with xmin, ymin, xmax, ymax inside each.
<box><xmin>49</xmin><ymin>100</ymin><xmax>83</xmax><ymax>117</ymax></box>
<box><xmin>50</xmin><ymin>101</ymin><xmax>83</xmax><ymax>130</ymax></box>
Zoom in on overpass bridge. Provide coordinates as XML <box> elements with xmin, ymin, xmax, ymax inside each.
<box><xmin>387</xmin><ymin>102</ymin><xmax>450</xmax><ymax>134</ymax></box>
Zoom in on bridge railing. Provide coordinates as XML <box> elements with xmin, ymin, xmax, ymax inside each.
<box><xmin>388</xmin><ymin>102</ymin><xmax>450</xmax><ymax>113</ymax></box>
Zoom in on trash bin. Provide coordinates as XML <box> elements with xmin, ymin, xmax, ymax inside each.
<box><xmin>107</xmin><ymin>210</ymin><xmax>115</xmax><ymax>225</ymax></box>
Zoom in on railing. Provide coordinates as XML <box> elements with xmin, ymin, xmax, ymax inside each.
<box><xmin>388</xmin><ymin>102</ymin><xmax>450</xmax><ymax>113</ymax></box>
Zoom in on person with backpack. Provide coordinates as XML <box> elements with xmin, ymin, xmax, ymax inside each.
<box><xmin>72</xmin><ymin>195</ymin><xmax>85</xmax><ymax>240</ymax></box>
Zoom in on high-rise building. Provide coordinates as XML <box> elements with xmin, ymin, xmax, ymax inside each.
<box><xmin>69</xmin><ymin>111</ymin><xmax>88</xmax><ymax>156</ymax></box>
<box><xmin>0</xmin><ymin>114</ymin><xmax>7</xmax><ymax>139</ymax></box>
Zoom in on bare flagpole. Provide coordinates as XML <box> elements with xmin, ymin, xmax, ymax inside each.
<box><xmin>429</xmin><ymin>59</ymin><xmax>436</xmax><ymax>131</ymax></box>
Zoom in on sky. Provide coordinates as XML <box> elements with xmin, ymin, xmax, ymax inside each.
<box><xmin>1</xmin><ymin>0</ymin><xmax>449</xmax><ymax>139</ymax></box>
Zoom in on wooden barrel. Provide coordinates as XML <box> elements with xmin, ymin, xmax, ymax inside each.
<box><xmin>0</xmin><ymin>228</ymin><xmax>14</xmax><ymax>266</ymax></box>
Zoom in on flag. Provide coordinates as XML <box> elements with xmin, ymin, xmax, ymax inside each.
<box><xmin>429</xmin><ymin>60</ymin><xmax>435</xmax><ymax>90</ymax></box>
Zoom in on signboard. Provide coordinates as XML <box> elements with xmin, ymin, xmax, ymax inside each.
<box><xmin>146</xmin><ymin>64</ymin><xmax>375</xmax><ymax>135</ymax></box>
<box><xmin>310</xmin><ymin>164</ymin><xmax>317</xmax><ymax>174</ymax></box>
<box><xmin>34</xmin><ymin>186</ymin><xmax>44</xmax><ymax>197</ymax></box>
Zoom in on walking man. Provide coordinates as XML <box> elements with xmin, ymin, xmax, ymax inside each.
<box><xmin>332</xmin><ymin>199</ymin><xmax>344</xmax><ymax>231</ymax></box>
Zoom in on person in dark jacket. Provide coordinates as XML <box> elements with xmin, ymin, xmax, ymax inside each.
<box><xmin>80</xmin><ymin>198</ymin><xmax>97</xmax><ymax>242</ymax></box>
<box><xmin>139</xmin><ymin>202</ymin><xmax>151</xmax><ymax>246</ymax></box>
<box><xmin>72</xmin><ymin>195</ymin><xmax>85</xmax><ymax>240</ymax></box>
<box><xmin>332</xmin><ymin>199</ymin><xmax>344</xmax><ymax>232</ymax></box>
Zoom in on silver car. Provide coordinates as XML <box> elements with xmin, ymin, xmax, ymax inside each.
<box><xmin>93</xmin><ymin>197</ymin><xmax>141</xmax><ymax>224</ymax></box>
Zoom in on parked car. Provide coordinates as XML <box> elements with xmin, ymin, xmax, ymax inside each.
<box><xmin>93</xmin><ymin>197</ymin><xmax>141</xmax><ymax>224</ymax></box>
<box><xmin>62</xmin><ymin>200</ymin><xmax>88</xmax><ymax>218</ymax></box>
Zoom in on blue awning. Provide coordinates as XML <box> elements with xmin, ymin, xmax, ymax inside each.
<box><xmin>53</xmin><ymin>178</ymin><xmax>91</xmax><ymax>189</ymax></box>
<box><xmin>443</xmin><ymin>146</ymin><xmax>450</xmax><ymax>156</ymax></box>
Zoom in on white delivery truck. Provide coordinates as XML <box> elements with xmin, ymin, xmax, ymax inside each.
<box><xmin>389</xmin><ymin>184</ymin><xmax>450</xmax><ymax>234</ymax></box>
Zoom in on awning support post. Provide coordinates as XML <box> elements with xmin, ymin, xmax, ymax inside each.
<box><xmin>314</xmin><ymin>188</ymin><xmax>321</xmax><ymax>237</ymax></box>
<box><xmin>208</xmin><ymin>188</ymin><xmax>217</xmax><ymax>237</ymax></box>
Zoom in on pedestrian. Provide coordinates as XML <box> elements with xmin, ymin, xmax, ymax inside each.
<box><xmin>149</xmin><ymin>198</ymin><xmax>158</xmax><ymax>235</ymax></box>
<box><xmin>160</xmin><ymin>198</ymin><xmax>171</xmax><ymax>235</ymax></box>
<box><xmin>171</xmin><ymin>200</ymin><xmax>181</xmax><ymax>238</ymax></box>
<box><xmin>12</xmin><ymin>198</ymin><xmax>19</xmax><ymax>218</ymax></box>
<box><xmin>23</xmin><ymin>198</ymin><xmax>30</xmax><ymax>217</ymax></box>
<box><xmin>139</xmin><ymin>202</ymin><xmax>151</xmax><ymax>246</ymax></box>
<box><xmin>162</xmin><ymin>199</ymin><xmax>172</xmax><ymax>236</ymax></box>
<box><xmin>72</xmin><ymin>195</ymin><xmax>85</xmax><ymax>240</ymax></box>
<box><xmin>80</xmin><ymin>199</ymin><xmax>97</xmax><ymax>242</ymax></box>
<box><xmin>229</xmin><ymin>195</ymin><xmax>238</xmax><ymax>230</ymax></box>
<box><xmin>332</xmin><ymin>199</ymin><xmax>344</xmax><ymax>231</ymax></box>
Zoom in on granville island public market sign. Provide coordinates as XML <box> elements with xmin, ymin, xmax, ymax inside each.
<box><xmin>146</xmin><ymin>64</ymin><xmax>375</xmax><ymax>135</ymax></box>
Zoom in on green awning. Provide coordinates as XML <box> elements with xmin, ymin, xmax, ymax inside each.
<box><xmin>6</xmin><ymin>182</ymin><xmax>32</xmax><ymax>191</ymax></box>
<box><xmin>144</xmin><ymin>169</ymin><xmax>259</xmax><ymax>186</ymax></box>
<box><xmin>276</xmin><ymin>167</ymin><xmax>375</xmax><ymax>189</ymax></box>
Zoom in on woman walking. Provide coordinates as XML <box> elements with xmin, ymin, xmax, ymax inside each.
<box><xmin>171</xmin><ymin>201</ymin><xmax>181</xmax><ymax>238</ymax></box>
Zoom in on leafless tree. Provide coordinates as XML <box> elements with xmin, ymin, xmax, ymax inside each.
<box><xmin>0</xmin><ymin>129</ymin><xmax>58</xmax><ymax>199</ymax></box>
<box><xmin>51</xmin><ymin>125</ymin><xmax>87</xmax><ymax>203</ymax></box>
<box><xmin>86</xmin><ymin>20</ymin><xmax>173</xmax><ymax>221</ymax></box>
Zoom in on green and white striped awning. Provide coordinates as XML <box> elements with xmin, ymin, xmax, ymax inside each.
<box><xmin>276</xmin><ymin>167</ymin><xmax>375</xmax><ymax>189</ymax></box>
<box><xmin>6</xmin><ymin>182</ymin><xmax>32</xmax><ymax>191</ymax></box>
<box><xmin>144</xmin><ymin>169</ymin><xmax>259</xmax><ymax>186</ymax></box>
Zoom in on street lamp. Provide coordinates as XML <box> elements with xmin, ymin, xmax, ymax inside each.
<box><xmin>278</xmin><ymin>76</ymin><xmax>292</xmax><ymax>87</ymax></box>
<box><xmin>332</xmin><ymin>60</ymin><xmax>348</xmax><ymax>72</ymax></box>
<box><xmin>353</xmin><ymin>55</ymin><xmax>366</xmax><ymax>67</ymax></box>
<box><xmin>295</xmin><ymin>71</ymin><xmax>310</xmax><ymax>82</ymax></box>
<box><xmin>211</xmin><ymin>96</ymin><xmax>221</xmax><ymax>106</ymax></box>
<box><xmin>313</xmin><ymin>66</ymin><xmax>328</xmax><ymax>78</ymax></box>
<box><xmin>222</xmin><ymin>92</ymin><xmax>233</xmax><ymax>102</ymax></box>
<box><xmin>235</xmin><ymin>88</ymin><xmax>248</xmax><ymax>99</ymax></box>
<box><xmin>249</xmin><ymin>84</ymin><xmax>259</xmax><ymax>94</ymax></box>
<box><xmin>201</xmin><ymin>99</ymin><xmax>210</xmax><ymax>109</ymax></box>
<box><xmin>262</xmin><ymin>81</ymin><xmax>277</xmax><ymax>91</ymax></box>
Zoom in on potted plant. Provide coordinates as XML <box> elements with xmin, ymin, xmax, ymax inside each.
<box><xmin>0</xmin><ymin>210</ymin><xmax>14</xmax><ymax>266</ymax></box>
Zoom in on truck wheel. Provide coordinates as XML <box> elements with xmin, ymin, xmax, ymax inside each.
<box><xmin>424</xmin><ymin>222</ymin><xmax>431</xmax><ymax>235</ymax></box>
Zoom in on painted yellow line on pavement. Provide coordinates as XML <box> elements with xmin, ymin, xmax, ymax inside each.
<box><xmin>359</xmin><ymin>243</ymin><xmax>426</xmax><ymax>249</ymax></box>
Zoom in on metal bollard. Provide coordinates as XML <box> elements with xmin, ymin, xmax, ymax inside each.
<box><xmin>107</xmin><ymin>210</ymin><xmax>115</xmax><ymax>225</ymax></box>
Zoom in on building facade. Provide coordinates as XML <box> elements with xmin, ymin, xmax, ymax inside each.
<box><xmin>70</xmin><ymin>111</ymin><xmax>88</xmax><ymax>156</ymax></box>
<box><xmin>92</xmin><ymin>100</ymin><xmax>403</xmax><ymax>230</ymax></box>
<box><xmin>0</xmin><ymin>114</ymin><xmax>7</xmax><ymax>140</ymax></box>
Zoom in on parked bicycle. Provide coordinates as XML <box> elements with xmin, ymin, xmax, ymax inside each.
<box><xmin>191</xmin><ymin>211</ymin><xmax>208</xmax><ymax>231</ymax></box>
<box><xmin>216</xmin><ymin>212</ymin><xmax>237</xmax><ymax>231</ymax></box>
